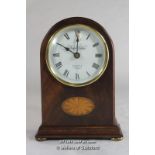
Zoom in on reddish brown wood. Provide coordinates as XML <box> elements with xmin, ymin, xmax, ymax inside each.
<box><xmin>36</xmin><ymin>17</ymin><xmax>123</xmax><ymax>140</ymax></box>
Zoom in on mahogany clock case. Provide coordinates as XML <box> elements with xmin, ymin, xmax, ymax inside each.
<box><xmin>36</xmin><ymin>17</ymin><xmax>123</xmax><ymax>140</ymax></box>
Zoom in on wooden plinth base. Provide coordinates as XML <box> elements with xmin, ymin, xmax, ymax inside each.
<box><xmin>35</xmin><ymin>123</ymin><xmax>123</xmax><ymax>141</ymax></box>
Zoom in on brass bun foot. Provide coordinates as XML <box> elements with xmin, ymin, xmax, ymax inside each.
<box><xmin>36</xmin><ymin>137</ymin><xmax>47</xmax><ymax>141</ymax></box>
<box><xmin>111</xmin><ymin>137</ymin><xmax>123</xmax><ymax>141</ymax></box>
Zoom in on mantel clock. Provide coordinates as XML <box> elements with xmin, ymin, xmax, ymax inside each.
<box><xmin>36</xmin><ymin>17</ymin><xmax>123</xmax><ymax>141</ymax></box>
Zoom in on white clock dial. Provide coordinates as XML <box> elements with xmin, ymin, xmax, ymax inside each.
<box><xmin>46</xmin><ymin>24</ymin><xmax>109</xmax><ymax>87</ymax></box>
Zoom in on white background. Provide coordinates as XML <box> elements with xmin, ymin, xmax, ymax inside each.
<box><xmin>27</xmin><ymin>0</ymin><xmax>128</xmax><ymax>155</ymax></box>
<box><xmin>27</xmin><ymin>0</ymin><xmax>129</xmax><ymax>155</ymax></box>
<box><xmin>1</xmin><ymin>0</ymin><xmax>155</xmax><ymax>155</ymax></box>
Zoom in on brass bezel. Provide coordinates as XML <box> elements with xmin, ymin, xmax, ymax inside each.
<box><xmin>45</xmin><ymin>24</ymin><xmax>109</xmax><ymax>87</ymax></box>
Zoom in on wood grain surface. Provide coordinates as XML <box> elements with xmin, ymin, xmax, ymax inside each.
<box><xmin>36</xmin><ymin>17</ymin><xmax>123</xmax><ymax>140</ymax></box>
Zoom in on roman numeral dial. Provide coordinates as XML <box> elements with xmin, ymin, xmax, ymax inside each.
<box><xmin>92</xmin><ymin>63</ymin><xmax>100</xmax><ymax>69</ymax></box>
<box><xmin>93</xmin><ymin>42</ymin><xmax>99</xmax><ymax>47</ymax></box>
<box><xmin>75</xmin><ymin>73</ymin><xmax>80</xmax><ymax>80</ymax></box>
<box><xmin>55</xmin><ymin>62</ymin><xmax>62</xmax><ymax>69</ymax></box>
<box><xmin>64</xmin><ymin>33</ymin><xmax>70</xmax><ymax>40</ymax></box>
<box><xmin>95</xmin><ymin>53</ymin><xmax>102</xmax><ymax>57</ymax></box>
<box><xmin>86</xmin><ymin>33</ymin><xmax>90</xmax><ymax>40</ymax></box>
<box><xmin>46</xmin><ymin>24</ymin><xmax>108</xmax><ymax>86</ymax></box>
<box><xmin>53</xmin><ymin>53</ymin><xmax>60</xmax><ymax>57</ymax></box>
<box><xmin>63</xmin><ymin>70</ymin><xmax>69</xmax><ymax>77</ymax></box>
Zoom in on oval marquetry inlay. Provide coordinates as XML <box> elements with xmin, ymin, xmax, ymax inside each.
<box><xmin>61</xmin><ymin>97</ymin><xmax>95</xmax><ymax>116</ymax></box>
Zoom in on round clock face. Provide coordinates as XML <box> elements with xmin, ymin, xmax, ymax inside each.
<box><xmin>46</xmin><ymin>24</ymin><xmax>109</xmax><ymax>87</ymax></box>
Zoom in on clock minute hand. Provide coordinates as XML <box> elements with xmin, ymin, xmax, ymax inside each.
<box><xmin>56</xmin><ymin>43</ymin><xmax>74</xmax><ymax>55</ymax></box>
<box><xmin>75</xmin><ymin>31</ymin><xmax>79</xmax><ymax>53</ymax></box>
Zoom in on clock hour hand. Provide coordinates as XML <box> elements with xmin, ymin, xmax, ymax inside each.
<box><xmin>56</xmin><ymin>43</ymin><xmax>74</xmax><ymax>55</ymax></box>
